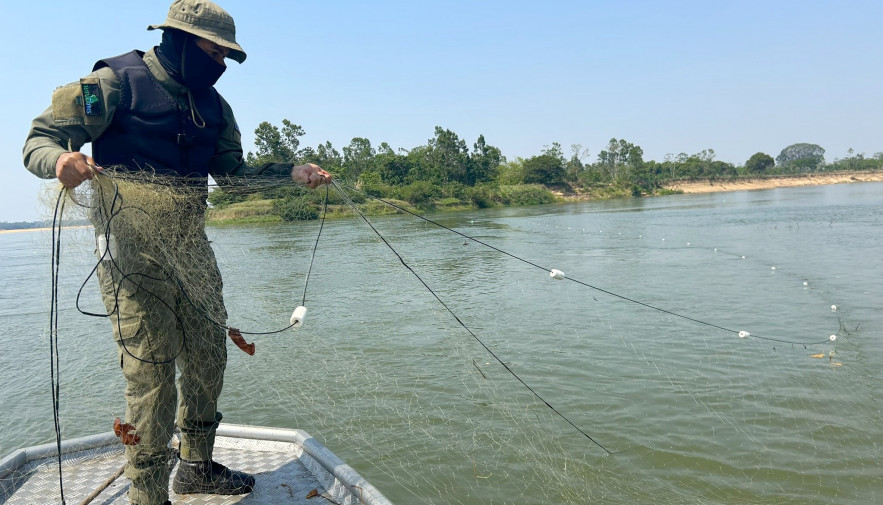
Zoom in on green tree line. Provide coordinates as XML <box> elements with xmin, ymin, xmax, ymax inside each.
<box><xmin>208</xmin><ymin>120</ymin><xmax>883</xmax><ymax>221</ymax></box>
<box><xmin>0</xmin><ymin>220</ymin><xmax>49</xmax><ymax>231</ymax></box>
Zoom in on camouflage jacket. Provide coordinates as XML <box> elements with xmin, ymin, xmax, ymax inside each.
<box><xmin>23</xmin><ymin>48</ymin><xmax>290</xmax><ymax>181</ymax></box>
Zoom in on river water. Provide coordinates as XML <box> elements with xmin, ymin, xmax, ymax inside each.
<box><xmin>1</xmin><ymin>182</ymin><xmax>881</xmax><ymax>504</ymax></box>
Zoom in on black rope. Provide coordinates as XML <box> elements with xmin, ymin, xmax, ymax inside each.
<box><xmin>66</xmin><ymin>171</ymin><xmax>330</xmax><ymax>364</ymax></box>
<box><xmin>46</xmin><ymin>173</ymin><xmax>331</xmax><ymax>501</ymax></box>
<box><xmin>332</xmin><ymin>181</ymin><xmax>620</xmax><ymax>455</ymax></box>
<box><xmin>72</xmin><ymin>173</ymin><xmax>186</xmax><ymax>365</ymax></box>
<box><xmin>300</xmin><ymin>177</ymin><xmax>330</xmax><ymax>307</ymax></box>
<box><xmin>221</xmin><ymin>175</ymin><xmax>330</xmax><ymax>337</ymax></box>
<box><xmin>335</xmin><ymin>182</ymin><xmax>834</xmax><ymax>347</ymax></box>
<box><xmin>49</xmin><ymin>189</ymin><xmax>67</xmax><ymax>505</ymax></box>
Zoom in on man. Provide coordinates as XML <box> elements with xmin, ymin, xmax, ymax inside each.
<box><xmin>22</xmin><ymin>1</ymin><xmax>330</xmax><ymax>504</ymax></box>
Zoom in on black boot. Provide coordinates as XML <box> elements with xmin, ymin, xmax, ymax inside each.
<box><xmin>172</xmin><ymin>459</ymin><xmax>255</xmax><ymax>495</ymax></box>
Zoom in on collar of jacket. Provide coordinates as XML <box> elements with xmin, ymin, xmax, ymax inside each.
<box><xmin>143</xmin><ymin>48</ymin><xmax>190</xmax><ymax>99</ymax></box>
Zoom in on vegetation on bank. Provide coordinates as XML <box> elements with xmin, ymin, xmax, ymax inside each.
<box><xmin>0</xmin><ymin>220</ymin><xmax>50</xmax><ymax>231</ymax></box>
<box><xmin>5</xmin><ymin>131</ymin><xmax>879</xmax><ymax>230</ymax></box>
<box><xmin>206</xmin><ymin>121</ymin><xmax>883</xmax><ymax>223</ymax></box>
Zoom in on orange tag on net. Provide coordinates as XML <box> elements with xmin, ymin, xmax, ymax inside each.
<box><xmin>228</xmin><ymin>327</ymin><xmax>255</xmax><ymax>355</ymax></box>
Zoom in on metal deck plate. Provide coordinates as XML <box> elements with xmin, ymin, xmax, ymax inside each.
<box><xmin>1</xmin><ymin>435</ymin><xmax>362</xmax><ymax>505</ymax></box>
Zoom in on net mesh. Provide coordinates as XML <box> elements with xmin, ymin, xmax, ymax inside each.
<box><xmin>9</xmin><ymin>171</ymin><xmax>880</xmax><ymax>505</ymax></box>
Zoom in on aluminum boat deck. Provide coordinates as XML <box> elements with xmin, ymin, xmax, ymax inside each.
<box><xmin>0</xmin><ymin>424</ymin><xmax>392</xmax><ymax>505</ymax></box>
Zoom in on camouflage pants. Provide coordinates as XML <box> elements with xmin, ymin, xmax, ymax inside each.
<box><xmin>97</xmin><ymin>227</ymin><xmax>228</xmax><ymax>505</ymax></box>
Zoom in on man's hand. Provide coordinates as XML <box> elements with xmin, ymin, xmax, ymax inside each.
<box><xmin>56</xmin><ymin>152</ymin><xmax>101</xmax><ymax>189</ymax></box>
<box><xmin>291</xmin><ymin>163</ymin><xmax>332</xmax><ymax>189</ymax></box>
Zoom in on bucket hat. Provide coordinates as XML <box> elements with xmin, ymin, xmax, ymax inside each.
<box><xmin>148</xmin><ymin>0</ymin><xmax>246</xmax><ymax>63</ymax></box>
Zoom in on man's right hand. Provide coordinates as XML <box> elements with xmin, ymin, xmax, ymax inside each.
<box><xmin>56</xmin><ymin>152</ymin><xmax>101</xmax><ymax>188</ymax></box>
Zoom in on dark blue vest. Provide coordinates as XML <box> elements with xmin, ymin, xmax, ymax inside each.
<box><xmin>91</xmin><ymin>50</ymin><xmax>223</xmax><ymax>179</ymax></box>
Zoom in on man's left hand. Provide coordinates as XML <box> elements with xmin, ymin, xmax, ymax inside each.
<box><xmin>292</xmin><ymin>163</ymin><xmax>332</xmax><ymax>189</ymax></box>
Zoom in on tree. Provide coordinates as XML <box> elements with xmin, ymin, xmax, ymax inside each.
<box><xmin>342</xmin><ymin>137</ymin><xmax>375</xmax><ymax>180</ymax></box>
<box><xmin>497</xmin><ymin>158</ymin><xmax>526</xmax><ymax>185</ymax></box>
<box><xmin>709</xmin><ymin>160</ymin><xmax>738</xmax><ymax>177</ymax></box>
<box><xmin>565</xmin><ymin>144</ymin><xmax>589</xmax><ymax>183</ymax></box>
<box><xmin>541</xmin><ymin>142</ymin><xmax>565</xmax><ymax>162</ymax></box>
<box><xmin>246</xmin><ymin>119</ymin><xmax>305</xmax><ymax>166</ymax></box>
<box><xmin>403</xmin><ymin>145</ymin><xmax>430</xmax><ymax>183</ymax></box>
<box><xmin>636</xmin><ymin>160</ymin><xmax>664</xmax><ymax>189</ymax></box>
<box><xmin>597</xmin><ymin>138</ymin><xmax>643</xmax><ymax>182</ymax></box>
<box><xmin>423</xmin><ymin>126</ymin><xmax>470</xmax><ymax>184</ymax></box>
<box><xmin>744</xmin><ymin>152</ymin><xmax>774</xmax><ymax>174</ymax></box>
<box><xmin>667</xmin><ymin>149</ymin><xmax>735</xmax><ymax>179</ymax></box>
<box><xmin>693</xmin><ymin>149</ymin><xmax>717</xmax><ymax>177</ymax></box>
<box><xmin>313</xmin><ymin>141</ymin><xmax>342</xmax><ymax>172</ymax></box>
<box><xmin>663</xmin><ymin>153</ymin><xmax>677</xmax><ymax>179</ymax></box>
<box><xmin>372</xmin><ymin>143</ymin><xmax>412</xmax><ymax>185</ymax></box>
<box><xmin>776</xmin><ymin>143</ymin><xmax>825</xmax><ymax>172</ymax></box>
<box><xmin>828</xmin><ymin>148</ymin><xmax>883</xmax><ymax>172</ymax></box>
<box><xmin>295</xmin><ymin>146</ymin><xmax>316</xmax><ymax>164</ymax></box>
<box><xmin>523</xmin><ymin>153</ymin><xmax>565</xmax><ymax>185</ymax></box>
<box><xmin>468</xmin><ymin>134</ymin><xmax>503</xmax><ymax>185</ymax></box>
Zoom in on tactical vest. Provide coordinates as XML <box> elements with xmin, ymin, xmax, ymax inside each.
<box><xmin>91</xmin><ymin>50</ymin><xmax>223</xmax><ymax>179</ymax></box>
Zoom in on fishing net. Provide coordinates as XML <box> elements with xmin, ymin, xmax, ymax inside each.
<box><xmin>7</xmin><ymin>171</ymin><xmax>881</xmax><ymax>504</ymax></box>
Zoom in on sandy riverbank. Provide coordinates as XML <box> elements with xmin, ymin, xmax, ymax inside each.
<box><xmin>664</xmin><ymin>171</ymin><xmax>883</xmax><ymax>194</ymax></box>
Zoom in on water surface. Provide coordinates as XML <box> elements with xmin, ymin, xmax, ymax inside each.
<box><xmin>1</xmin><ymin>182</ymin><xmax>880</xmax><ymax>504</ymax></box>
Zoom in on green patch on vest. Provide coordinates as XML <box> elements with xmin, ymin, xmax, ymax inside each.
<box><xmin>51</xmin><ymin>77</ymin><xmax>106</xmax><ymax>126</ymax></box>
<box><xmin>81</xmin><ymin>82</ymin><xmax>103</xmax><ymax>116</ymax></box>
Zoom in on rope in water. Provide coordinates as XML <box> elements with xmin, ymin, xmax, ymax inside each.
<box><xmin>331</xmin><ymin>180</ymin><xmax>621</xmax><ymax>455</ymax></box>
<box><xmin>46</xmin><ymin>169</ymin><xmax>841</xmax><ymax>491</ymax></box>
<box><xmin>334</xmin><ymin>181</ymin><xmax>836</xmax><ymax>348</ymax></box>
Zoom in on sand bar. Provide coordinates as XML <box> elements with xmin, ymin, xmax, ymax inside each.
<box><xmin>664</xmin><ymin>171</ymin><xmax>883</xmax><ymax>194</ymax></box>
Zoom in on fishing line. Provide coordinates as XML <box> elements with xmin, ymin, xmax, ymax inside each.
<box><xmin>299</xmin><ymin>176</ymin><xmax>329</xmax><ymax>308</ymax></box>
<box><xmin>45</xmin><ymin>172</ymin><xmax>330</xmax><ymax>502</ymax></box>
<box><xmin>332</xmin><ymin>180</ymin><xmax>619</xmax><ymax>455</ymax></box>
<box><xmin>70</xmin><ymin>172</ymin><xmax>187</xmax><ymax>365</ymax></box>
<box><xmin>49</xmin><ymin>189</ymin><xmax>68</xmax><ymax>505</ymax></box>
<box><xmin>191</xmin><ymin>175</ymin><xmax>331</xmax><ymax>337</ymax></box>
<box><xmin>335</xmin><ymin>182</ymin><xmax>835</xmax><ymax>348</ymax></box>
<box><xmin>63</xmin><ymin>171</ymin><xmax>330</xmax><ymax>364</ymax></box>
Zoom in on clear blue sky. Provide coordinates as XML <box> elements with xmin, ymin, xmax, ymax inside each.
<box><xmin>3</xmin><ymin>0</ymin><xmax>881</xmax><ymax>222</ymax></box>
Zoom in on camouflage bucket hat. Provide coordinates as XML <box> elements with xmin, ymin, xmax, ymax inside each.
<box><xmin>148</xmin><ymin>0</ymin><xmax>246</xmax><ymax>63</ymax></box>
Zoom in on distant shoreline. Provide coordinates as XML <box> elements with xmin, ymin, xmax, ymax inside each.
<box><xmin>662</xmin><ymin>171</ymin><xmax>883</xmax><ymax>194</ymax></box>
<box><xmin>0</xmin><ymin>225</ymin><xmax>92</xmax><ymax>235</ymax></box>
<box><xmin>3</xmin><ymin>172</ymin><xmax>882</xmax><ymax>232</ymax></box>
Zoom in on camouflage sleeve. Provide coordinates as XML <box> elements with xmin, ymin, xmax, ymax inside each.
<box><xmin>22</xmin><ymin>67</ymin><xmax>120</xmax><ymax>179</ymax></box>
<box><xmin>208</xmin><ymin>95</ymin><xmax>293</xmax><ymax>183</ymax></box>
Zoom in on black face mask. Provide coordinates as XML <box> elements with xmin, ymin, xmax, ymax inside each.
<box><xmin>180</xmin><ymin>35</ymin><xmax>226</xmax><ymax>90</ymax></box>
<box><xmin>156</xmin><ymin>29</ymin><xmax>226</xmax><ymax>90</ymax></box>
